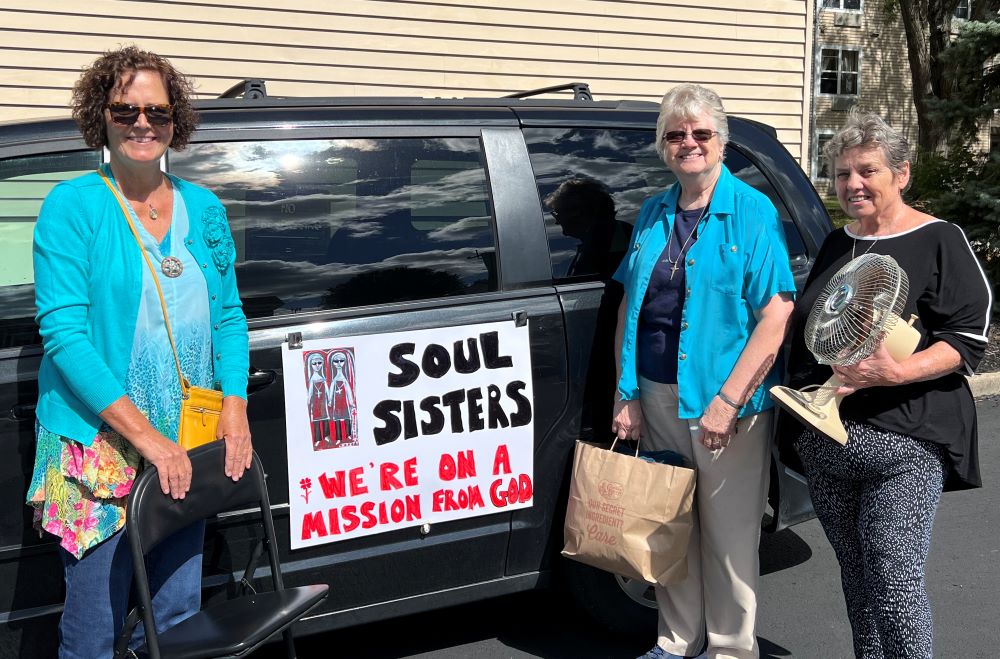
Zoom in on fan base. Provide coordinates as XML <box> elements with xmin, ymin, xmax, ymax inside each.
<box><xmin>771</xmin><ymin>382</ymin><xmax>848</xmax><ymax>445</ymax></box>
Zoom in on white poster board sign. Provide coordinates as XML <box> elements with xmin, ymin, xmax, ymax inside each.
<box><xmin>282</xmin><ymin>320</ymin><xmax>534</xmax><ymax>549</ymax></box>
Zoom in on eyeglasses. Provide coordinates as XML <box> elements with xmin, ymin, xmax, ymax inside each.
<box><xmin>106</xmin><ymin>102</ymin><xmax>174</xmax><ymax>127</ymax></box>
<box><xmin>663</xmin><ymin>129</ymin><xmax>717</xmax><ymax>144</ymax></box>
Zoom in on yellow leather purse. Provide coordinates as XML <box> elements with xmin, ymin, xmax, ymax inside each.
<box><xmin>99</xmin><ymin>169</ymin><xmax>224</xmax><ymax>451</ymax></box>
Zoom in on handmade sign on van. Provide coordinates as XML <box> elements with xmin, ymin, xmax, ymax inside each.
<box><xmin>281</xmin><ymin>320</ymin><xmax>535</xmax><ymax>549</ymax></box>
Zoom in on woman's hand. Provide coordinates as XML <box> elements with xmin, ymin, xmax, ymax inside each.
<box><xmin>218</xmin><ymin>396</ymin><xmax>253</xmax><ymax>481</ymax></box>
<box><xmin>135</xmin><ymin>431</ymin><xmax>193</xmax><ymax>499</ymax></box>
<box><xmin>611</xmin><ymin>399</ymin><xmax>643</xmax><ymax>441</ymax></box>
<box><xmin>832</xmin><ymin>344</ymin><xmax>904</xmax><ymax>395</ymax></box>
<box><xmin>100</xmin><ymin>396</ymin><xmax>192</xmax><ymax>499</ymax></box>
<box><xmin>699</xmin><ymin>396</ymin><xmax>739</xmax><ymax>451</ymax></box>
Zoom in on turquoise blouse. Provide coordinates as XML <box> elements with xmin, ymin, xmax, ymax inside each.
<box><xmin>33</xmin><ymin>165</ymin><xmax>248</xmax><ymax>446</ymax></box>
<box><xmin>613</xmin><ymin>164</ymin><xmax>797</xmax><ymax>420</ymax></box>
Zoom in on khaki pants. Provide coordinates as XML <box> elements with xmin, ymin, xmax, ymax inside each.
<box><xmin>639</xmin><ymin>377</ymin><xmax>771</xmax><ymax>659</ymax></box>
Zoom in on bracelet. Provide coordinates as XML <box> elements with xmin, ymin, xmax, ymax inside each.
<box><xmin>717</xmin><ymin>390</ymin><xmax>742</xmax><ymax>410</ymax></box>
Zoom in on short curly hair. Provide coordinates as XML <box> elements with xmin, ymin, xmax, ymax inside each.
<box><xmin>71</xmin><ymin>45</ymin><xmax>198</xmax><ymax>150</ymax></box>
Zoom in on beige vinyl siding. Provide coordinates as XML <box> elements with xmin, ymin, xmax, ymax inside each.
<box><xmin>0</xmin><ymin>0</ymin><xmax>813</xmax><ymax>163</ymax></box>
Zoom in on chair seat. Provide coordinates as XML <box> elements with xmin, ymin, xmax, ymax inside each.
<box><xmin>133</xmin><ymin>584</ymin><xmax>329</xmax><ymax>659</ymax></box>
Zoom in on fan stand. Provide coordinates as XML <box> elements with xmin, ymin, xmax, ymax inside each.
<box><xmin>771</xmin><ymin>314</ymin><xmax>920</xmax><ymax>445</ymax></box>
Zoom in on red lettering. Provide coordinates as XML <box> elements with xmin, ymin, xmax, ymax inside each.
<box><xmin>301</xmin><ymin>511</ymin><xmax>327</xmax><ymax>540</ymax></box>
<box><xmin>403</xmin><ymin>457</ymin><xmax>418</xmax><ymax>486</ymax></box>
<box><xmin>491</xmin><ymin>444</ymin><xmax>511</xmax><ymax>475</ymax></box>
<box><xmin>433</xmin><ymin>487</ymin><xmax>484</xmax><ymax>512</ymax></box>
<box><xmin>456</xmin><ymin>450</ymin><xmax>476</xmax><ymax>478</ymax></box>
<box><xmin>488</xmin><ymin>474</ymin><xmax>533</xmax><ymax>508</ymax></box>
<box><xmin>361</xmin><ymin>501</ymin><xmax>377</xmax><ymax>528</ymax></box>
<box><xmin>349</xmin><ymin>467</ymin><xmax>368</xmax><ymax>495</ymax></box>
<box><xmin>518</xmin><ymin>474</ymin><xmax>533</xmax><ymax>503</ymax></box>
<box><xmin>380</xmin><ymin>462</ymin><xmax>402</xmax><ymax>490</ymax></box>
<box><xmin>342</xmin><ymin>505</ymin><xmax>360</xmax><ymax>533</ymax></box>
<box><xmin>318</xmin><ymin>471</ymin><xmax>346</xmax><ymax>499</ymax></box>
<box><xmin>439</xmin><ymin>453</ymin><xmax>456</xmax><ymax>480</ymax></box>
<box><xmin>489</xmin><ymin>478</ymin><xmax>504</xmax><ymax>507</ymax></box>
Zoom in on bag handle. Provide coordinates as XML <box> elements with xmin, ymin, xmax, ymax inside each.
<box><xmin>609</xmin><ymin>435</ymin><xmax>642</xmax><ymax>457</ymax></box>
<box><xmin>97</xmin><ymin>167</ymin><xmax>190</xmax><ymax>399</ymax></box>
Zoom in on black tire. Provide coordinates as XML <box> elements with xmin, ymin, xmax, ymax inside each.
<box><xmin>560</xmin><ymin>556</ymin><xmax>657</xmax><ymax>637</ymax></box>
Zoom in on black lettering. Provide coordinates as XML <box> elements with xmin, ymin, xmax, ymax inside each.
<box><xmin>507</xmin><ymin>381</ymin><xmax>532</xmax><ymax>427</ymax></box>
<box><xmin>403</xmin><ymin>399</ymin><xmax>418</xmax><ymax>439</ymax></box>
<box><xmin>373</xmin><ymin>399</ymin><xmax>402</xmax><ymax>445</ymax></box>
<box><xmin>388</xmin><ymin>343</ymin><xmax>420</xmax><ymax>387</ymax></box>
<box><xmin>422</xmin><ymin>343</ymin><xmax>452</xmax><ymax>378</ymax></box>
<box><xmin>441</xmin><ymin>388</ymin><xmax>467</xmax><ymax>433</ymax></box>
<box><xmin>453</xmin><ymin>338</ymin><xmax>481</xmax><ymax>374</ymax></box>
<box><xmin>481</xmin><ymin>331</ymin><xmax>513</xmax><ymax>369</ymax></box>
<box><xmin>486</xmin><ymin>384</ymin><xmax>510</xmax><ymax>429</ymax></box>
<box><xmin>420</xmin><ymin>396</ymin><xmax>445</xmax><ymax>435</ymax></box>
<box><xmin>467</xmin><ymin>387</ymin><xmax>485</xmax><ymax>432</ymax></box>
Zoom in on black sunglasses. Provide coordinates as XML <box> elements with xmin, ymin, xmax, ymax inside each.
<box><xmin>106</xmin><ymin>102</ymin><xmax>174</xmax><ymax>127</ymax></box>
<box><xmin>663</xmin><ymin>129</ymin><xmax>717</xmax><ymax>144</ymax></box>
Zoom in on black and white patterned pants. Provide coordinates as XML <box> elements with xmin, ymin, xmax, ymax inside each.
<box><xmin>796</xmin><ymin>420</ymin><xmax>948</xmax><ymax>659</ymax></box>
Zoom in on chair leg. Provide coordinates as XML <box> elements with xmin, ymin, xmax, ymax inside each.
<box><xmin>282</xmin><ymin>628</ymin><xmax>297</xmax><ymax>659</ymax></box>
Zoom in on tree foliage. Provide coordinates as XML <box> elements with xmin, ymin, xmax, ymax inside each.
<box><xmin>888</xmin><ymin>3</ymin><xmax>1000</xmax><ymax>286</ymax></box>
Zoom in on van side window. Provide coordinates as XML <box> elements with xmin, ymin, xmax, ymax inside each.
<box><xmin>523</xmin><ymin>128</ymin><xmax>672</xmax><ymax>282</ymax></box>
<box><xmin>524</xmin><ymin>128</ymin><xmax>807</xmax><ymax>282</ymax></box>
<box><xmin>0</xmin><ymin>151</ymin><xmax>101</xmax><ymax>349</ymax></box>
<box><xmin>724</xmin><ymin>147</ymin><xmax>808</xmax><ymax>263</ymax></box>
<box><xmin>169</xmin><ymin>138</ymin><xmax>497</xmax><ymax>318</ymax></box>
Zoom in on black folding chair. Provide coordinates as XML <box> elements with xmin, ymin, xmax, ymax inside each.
<box><xmin>115</xmin><ymin>442</ymin><xmax>329</xmax><ymax>659</ymax></box>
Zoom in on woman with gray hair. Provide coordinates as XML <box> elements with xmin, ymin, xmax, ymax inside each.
<box><xmin>780</xmin><ymin>112</ymin><xmax>991</xmax><ymax>657</ymax></box>
<box><xmin>612</xmin><ymin>83</ymin><xmax>796</xmax><ymax>659</ymax></box>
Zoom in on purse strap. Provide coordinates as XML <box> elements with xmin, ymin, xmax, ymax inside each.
<box><xmin>97</xmin><ymin>167</ymin><xmax>190</xmax><ymax>398</ymax></box>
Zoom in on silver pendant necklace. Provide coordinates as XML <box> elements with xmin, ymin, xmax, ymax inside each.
<box><xmin>148</xmin><ymin>204</ymin><xmax>158</xmax><ymax>220</ymax></box>
<box><xmin>851</xmin><ymin>236</ymin><xmax>879</xmax><ymax>260</ymax></box>
<box><xmin>160</xmin><ymin>256</ymin><xmax>183</xmax><ymax>278</ymax></box>
<box><xmin>664</xmin><ymin>203</ymin><xmax>710</xmax><ymax>280</ymax></box>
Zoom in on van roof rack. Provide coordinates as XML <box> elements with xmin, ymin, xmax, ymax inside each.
<box><xmin>218</xmin><ymin>79</ymin><xmax>268</xmax><ymax>100</ymax></box>
<box><xmin>503</xmin><ymin>82</ymin><xmax>592</xmax><ymax>101</ymax></box>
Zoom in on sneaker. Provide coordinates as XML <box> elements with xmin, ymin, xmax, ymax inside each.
<box><xmin>635</xmin><ymin>647</ymin><xmax>706</xmax><ymax>659</ymax></box>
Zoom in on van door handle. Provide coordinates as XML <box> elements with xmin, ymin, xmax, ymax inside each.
<box><xmin>247</xmin><ymin>368</ymin><xmax>276</xmax><ymax>394</ymax></box>
<box><xmin>8</xmin><ymin>404</ymin><xmax>36</xmax><ymax>421</ymax></box>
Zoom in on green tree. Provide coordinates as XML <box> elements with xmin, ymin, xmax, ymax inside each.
<box><xmin>887</xmin><ymin>0</ymin><xmax>999</xmax><ymax>151</ymax></box>
<box><xmin>906</xmin><ymin>17</ymin><xmax>1000</xmax><ymax>282</ymax></box>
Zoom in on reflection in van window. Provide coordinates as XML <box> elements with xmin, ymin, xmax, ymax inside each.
<box><xmin>524</xmin><ymin>128</ymin><xmax>671</xmax><ymax>283</ymax></box>
<box><xmin>524</xmin><ymin>128</ymin><xmax>807</xmax><ymax>284</ymax></box>
<box><xmin>170</xmin><ymin>138</ymin><xmax>496</xmax><ymax>318</ymax></box>
<box><xmin>0</xmin><ymin>151</ymin><xmax>101</xmax><ymax>348</ymax></box>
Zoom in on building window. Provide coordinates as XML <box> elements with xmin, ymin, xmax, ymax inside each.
<box><xmin>813</xmin><ymin>133</ymin><xmax>835</xmax><ymax>181</ymax></box>
<box><xmin>822</xmin><ymin>0</ymin><xmax>861</xmax><ymax>10</ymax></box>
<box><xmin>820</xmin><ymin>47</ymin><xmax>860</xmax><ymax>95</ymax></box>
<box><xmin>954</xmin><ymin>0</ymin><xmax>971</xmax><ymax>20</ymax></box>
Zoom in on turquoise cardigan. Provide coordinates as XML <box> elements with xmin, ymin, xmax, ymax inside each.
<box><xmin>613</xmin><ymin>164</ymin><xmax>797</xmax><ymax>419</ymax></box>
<box><xmin>33</xmin><ymin>165</ymin><xmax>249</xmax><ymax>446</ymax></box>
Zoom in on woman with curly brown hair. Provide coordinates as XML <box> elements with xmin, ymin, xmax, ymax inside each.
<box><xmin>26</xmin><ymin>46</ymin><xmax>251</xmax><ymax>658</ymax></box>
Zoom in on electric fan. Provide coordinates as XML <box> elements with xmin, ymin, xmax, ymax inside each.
<box><xmin>770</xmin><ymin>253</ymin><xmax>920</xmax><ymax>444</ymax></box>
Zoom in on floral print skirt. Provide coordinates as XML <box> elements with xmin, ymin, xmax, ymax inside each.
<box><xmin>26</xmin><ymin>424</ymin><xmax>142</xmax><ymax>559</ymax></box>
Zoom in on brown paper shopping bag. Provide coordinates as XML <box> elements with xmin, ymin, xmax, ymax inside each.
<box><xmin>561</xmin><ymin>440</ymin><xmax>696</xmax><ymax>586</ymax></box>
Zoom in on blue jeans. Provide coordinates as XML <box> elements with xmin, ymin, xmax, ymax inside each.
<box><xmin>58</xmin><ymin>520</ymin><xmax>205</xmax><ymax>659</ymax></box>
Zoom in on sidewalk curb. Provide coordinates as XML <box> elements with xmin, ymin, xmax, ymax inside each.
<box><xmin>970</xmin><ymin>372</ymin><xmax>1000</xmax><ymax>398</ymax></box>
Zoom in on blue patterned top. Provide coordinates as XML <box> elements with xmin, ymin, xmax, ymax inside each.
<box><xmin>124</xmin><ymin>188</ymin><xmax>214</xmax><ymax>440</ymax></box>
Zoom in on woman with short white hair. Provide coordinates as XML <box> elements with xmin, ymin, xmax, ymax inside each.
<box><xmin>612</xmin><ymin>83</ymin><xmax>796</xmax><ymax>659</ymax></box>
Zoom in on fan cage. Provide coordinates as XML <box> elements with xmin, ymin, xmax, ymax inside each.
<box><xmin>804</xmin><ymin>253</ymin><xmax>909</xmax><ymax>365</ymax></box>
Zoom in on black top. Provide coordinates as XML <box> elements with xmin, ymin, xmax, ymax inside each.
<box><xmin>778</xmin><ymin>221</ymin><xmax>992</xmax><ymax>490</ymax></box>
